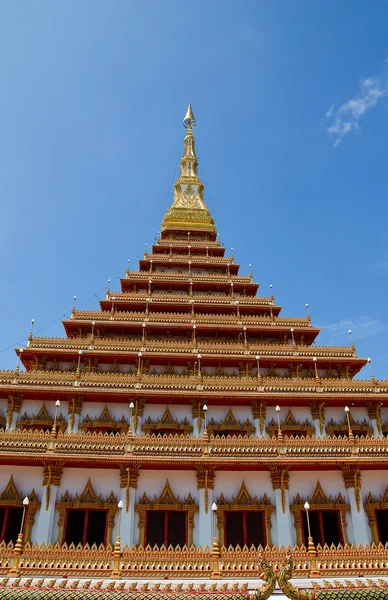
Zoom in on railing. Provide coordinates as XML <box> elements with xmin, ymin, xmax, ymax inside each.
<box><xmin>0</xmin><ymin>429</ymin><xmax>387</xmax><ymax>461</ymax></box>
<box><xmin>2</xmin><ymin>540</ymin><xmax>388</xmax><ymax>579</ymax></box>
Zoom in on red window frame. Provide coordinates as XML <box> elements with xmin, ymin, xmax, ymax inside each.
<box><xmin>224</xmin><ymin>510</ymin><xmax>266</xmax><ymax>547</ymax></box>
<box><xmin>375</xmin><ymin>508</ymin><xmax>388</xmax><ymax>544</ymax></box>
<box><xmin>144</xmin><ymin>510</ymin><xmax>188</xmax><ymax>547</ymax></box>
<box><xmin>62</xmin><ymin>508</ymin><xmax>108</xmax><ymax>546</ymax></box>
<box><xmin>301</xmin><ymin>509</ymin><xmax>343</xmax><ymax>546</ymax></box>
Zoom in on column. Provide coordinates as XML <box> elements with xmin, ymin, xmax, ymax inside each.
<box><xmin>33</xmin><ymin>463</ymin><xmax>63</xmax><ymax>544</ymax></box>
<box><xmin>270</xmin><ymin>467</ymin><xmax>293</xmax><ymax>547</ymax></box>
<box><xmin>310</xmin><ymin>401</ymin><xmax>325</xmax><ymax>437</ymax></box>
<box><xmin>251</xmin><ymin>400</ymin><xmax>266</xmax><ymax>437</ymax></box>
<box><xmin>67</xmin><ymin>395</ymin><xmax>83</xmax><ymax>433</ymax></box>
<box><xmin>118</xmin><ymin>465</ymin><xmax>139</xmax><ymax>547</ymax></box>
<box><xmin>342</xmin><ymin>467</ymin><xmax>371</xmax><ymax>545</ymax></box>
<box><xmin>7</xmin><ymin>393</ymin><xmax>24</xmax><ymax>431</ymax></box>
<box><xmin>366</xmin><ymin>402</ymin><xmax>382</xmax><ymax>437</ymax></box>
<box><xmin>196</xmin><ymin>467</ymin><xmax>215</xmax><ymax>548</ymax></box>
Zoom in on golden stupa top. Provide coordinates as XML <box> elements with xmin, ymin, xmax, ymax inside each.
<box><xmin>161</xmin><ymin>104</ymin><xmax>216</xmax><ymax>235</ymax></box>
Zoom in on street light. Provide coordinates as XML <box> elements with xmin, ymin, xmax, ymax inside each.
<box><xmin>129</xmin><ymin>402</ymin><xmax>135</xmax><ymax>434</ymax></box>
<box><xmin>203</xmin><ymin>404</ymin><xmax>208</xmax><ymax>430</ymax></box>
<box><xmin>344</xmin><ymin>406</ymin><xmax>354</xmax><ymax>441</ymax></box>
<box><xmin>275</xmin><ymin>405</ymin><xmax>283</xmax><ymax>442</ymax></box>
<box><xmin>256</xmin><ymin>355</ymin><xmax>261</xmax><ymax>379</ymax></box>
<box><xmin>304</xmin><ymin>501</ymin><xmax>316</xmax><ymax>555</ymax></box>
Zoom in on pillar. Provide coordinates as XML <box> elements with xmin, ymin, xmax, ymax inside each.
<box><xmin>33</xmin><ymin>463</ymin><xmax>63</xmax><ymax>544</ymax></box>
<box><xmin>310</xmin><ymin>401</ymin><xmax>325</xmax><ymax>437</ymax></box>
<box><xmin>251</xmin><ymin>400</ymin><xmax>266</xmax><ymax>437</ymax></box>
<box><xmin>67</xmin><ymin>396</ymin><xmax>83</xmax><ymax>433</ymax></box>
<box><xmin>366</xmin><ymin>402</ymin><xmax>382</xmax><ymax>437</ymax></box>
<box><xmin>118</xmin><ymin>465</ymin><xmax>139</xmax><ymax>547</ymax></box>
<box><xmin>196</xmin><ymin>467</ymin><xmax>215</xmax><ymax>548</ymax></box>
<box><xmin>270</xmin><ymin>467</ymin><xmax>293</xmax><ymax>547</ymax></box>
<box><xmin>7</xmin><ymin>393</ymin><xmax>24</xmax><ymax>431</ymax></box>
<box><xmin>342</xmin><ymin>467</ymin><xmax>371</xmax><ymax>545</ymax></box>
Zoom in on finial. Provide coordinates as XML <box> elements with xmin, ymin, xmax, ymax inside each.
<box><xmin>183</xmin><ymin>103</ymin><xmax>196</xmax><ymax>129</ymax></box>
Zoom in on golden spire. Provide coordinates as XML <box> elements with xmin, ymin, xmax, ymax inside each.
<box><xmin>161</xmin><ymin>104</ymin><xmax>216</xmax><ymax>236</ymax></box>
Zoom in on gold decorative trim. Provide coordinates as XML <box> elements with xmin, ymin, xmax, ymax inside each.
<box><xmin>79</xmin><ymin>404</ymin><xmax>129</xmax><ymax>434</ymax></box>
<box><xmin>291</xmin><ymin>480</ymin><xmax>349</xmax><ymax>546</ymax></box>
<box><xmin>0</xmin><ymin>475</ymin><xmax>40</xmax><ymax>542</ymax></box>
<box><xmin>56</xmin><ymin>478</ymin><xmax>118</xmax><ymax>545</ymax></box>
<box><xmin>207</xmin><ymin>408</ymin><xmax>255</xmax><ymax>437</ymax></box>
<box><xmin>364</xmin><ymin>485</ymin><xmax>388</xmax><ymax>543</ymax></box>
<box><xmin>135</xmin><ymin>480</ymin><xmax>198</xmax><ymax>547</ymax></box>
<box><xmin>215</xmin><ymin>480</ymin><xmax>274</xmax><ymax>547</ymax></box>
<box><xmin>16</xmin><ymin>402</ymin><xmax>67</xmax><ymax>433</ymax></box>
<box><xmin>266</xmin><ymin>409</ymin><xmax>314</xmax><ymax>438</ymax></box>
<box><xmin>326</xmin><ymin>414</ymin><xmax>373</xmax><ymax>437</ymax></box>
<box><xmin>141</xmin><ymin>407</ymin><xmax>193</xmax><ymax>436</ymax></box>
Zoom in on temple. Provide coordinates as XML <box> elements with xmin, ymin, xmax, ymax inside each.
<box><xmin>0</xmin><ymin>105</ymin><xmax>387</xmax><ymax>599</ymax></box>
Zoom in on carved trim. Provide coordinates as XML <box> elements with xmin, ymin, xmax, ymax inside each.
<box><xmin>7</xmin><ymin>393</ymin><xmax>24</xmax><ymax>428</ymax></box>
<box><xmin>79</xmin><ymin>404</ymin><xmax>129</xmax><ymax>434</ymax></box>
<box><xmin>196</xmin><ymin>466</ymin><xmax>215</xmax><ymax>515</ymax></box>
<box><xmin>342</xmin><ymin>466</ymin><xmax>361</xmax><ymax>512</ymax></box>
<box><xmin>141</xmin><ymin>406</ymin><xmax>193</xmax><ymax>436</ymax></box>
<box><xmin>56</xmin><ymin>478</ymin><xmax>118</xmax><ymax>545</ymax></box>
<box><xmin>269</xmin><ymin>467</ymin><xmax>289</xmax><ymax>514</ymax></box>
<box><xmin>326</xmin><ymin>414</ymin><xmax>373</xmax><ymax>437</ymax></box>
<box><xmin>16</xmin><ymin>402</ymin><xmax>67</xmax><ymax>433</ymax></box>
<box><xmin>207</xmin><ymin>408</ymin><xmax>255</xmax><ymax>437</ymax></box>
<box><xmin>135</xmin><ymin>480</ymin><xmax>198</xmax><ymax>547</ymax></box>
<box><xmin>119</xmin><ymin>465</ymin><xmax>140</xmax><ymax>513</ymax></box>
<box><xmin>266</xmin><ymin>409</ymin><xmax>314</xmax><ymax>438</ymax></box>
<box><xmin>215</xmin><ymin>480</ymin><xmax>274</xmax><ymax>547</ymax></box>
<box><xmin>0</xmin><ymin>475</ymin><xmax>40</xmax><ymax>542</ymax></box>
<box><xmin>310</xmin><ymin>401</ymin><xmax>325</xmax><ymax>435</ymax></box>
<box><xmin>291</xmin><ymin>480</ymin><xmax>349</xmax><ymax>546</ymax></box>
<box><xmin>251</xmin><ymin>400</ymin><xmax>266</xmax><ymax>435</ymax></box>
<box><xmin>364</xmin><ymin>485</ymin><xmax>388</xmax><ymax>543</ymax></box>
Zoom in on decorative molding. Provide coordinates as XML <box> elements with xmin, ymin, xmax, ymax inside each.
<box><xmin>43</xmin><ymin>462</ymin><xmax>64</xmax><ymax>510</ymax></box>
<box><xmin>342</xmin><ymin>466</ymin><xmax>361</xmax><ymax>512</ymax></box>
<box><xmin>364</xmin><ymin>485</ymin><xmax>388</xmax><ymax>543</ymax></box>
<box><xmin>56</xmin><ymin>478</ymin><xmax>118</xmax><ymax>546</ymax></box>
<box><xmin>135</xmin><ymin>480</ymin><xmax>198</xmax><ymax>547</ymax></box>
<box><xmin>326</xmin><ymin>415</ymin><xmax>373</xmax><ymax>438</ymax></box>
<box><xmin>16</xmin><ymin>402</ymin><xmax>67</xmax><ymax>433</ymax></box>
<box><xmin>196</xmin><ymin>466</ymin><xmax>215</xmax><ymax>514</ymax></box>
<box><xmin>266</xmin><ymin>409</ymin><xmax>314</xmax><ymax>438</ymax></box>
<box><xmin>7</xmin><ymin>393</ymin><xmax>24</xmax><ymax>428</ymax></box>
<box><xmin>141</xmin><ymin>407</ymin><xmax>193</xmax><ymax>436</ymax></box>
<box><xmin>79</xmin><ymin>404</ymin><xmax>128</xmax><ymax>434</ymax></box>
<box><xmin>251</xmin><ymin>400</ymin><xmax>266</xmax><ymax>435</ymax></box>
<box><xmin>215</xmin><ymin>480</ymin><xmax>274</xmax><ymax>547</ymax></box>
<box><xmin>119</xmin><ymin>465</ymin><xmax>140</xmax><ymax>512</ymax></box>
<box><xmin>207</xmin><ymin>408</ymin><xmax>255</xmax><ymax>437</ymax></box>
<box><xmin>0</xmin><ymin>475</ymin><xmax>40</xmax><ymax>542</ymax></box>
<box><xmin>310</xmin><ymin>401</ymin><xmax>325</xmax><ymax>435</ymax></box>
<box><xmin>269</xmin><ymin>467</ymin><xmax>289</xmax><ymax>513</ymax></box>
<box><xmin>290</xmin><ymin>480</ymin><xmax>350</xmax><ymax>546</ymax></box>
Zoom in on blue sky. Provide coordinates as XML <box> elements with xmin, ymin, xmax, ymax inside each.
<box><xmin>1</xmin><ymin>1</ymin><xmax>388</xmax><ymax>377</ymax></box>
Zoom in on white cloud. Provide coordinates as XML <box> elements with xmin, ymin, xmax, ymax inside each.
<box><xmin>324</xmin><ymin>64</ymin><xmax>388</xmax><ymax>146</ymax></box>
<box><xmin>318</xmin><ymin>316</ymin><xmax>386</xmax><ymax>341</ymax></box>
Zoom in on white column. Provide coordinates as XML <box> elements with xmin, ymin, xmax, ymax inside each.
<box><xmin>347</xmin><ymin>487</ymin><xmax>371</xmax><ymax>545</ymax></box>
<box><xmin>369</xmin><ymin>419</ymin><xmax>379</xmax><ymax>437</ymax></box>
<box><xmin>33</xmin><ymin>484</ymin><xmax>59</xmax><ymax>544</ymax></box>
<box><xmin>312</xmin><ymin>418</ymin><xmax>322</xmax><ymax>437</ymax></box>
<box><xmin>253</xmin><ymin>418</ymin><xmax>261</xmax><ymax>437</ymax></box>
<box><xmin>198</xmin><ymin>487</ymin><xmax>213</xmax><ymax>548</ymax></box>
<box><xmin>274</xmin><ymin>488</ymin><xmax>293</xmax><ymax>547</ymax></box>
<box><xmin>118</xmin><ymin>487</ymin><xmax>136</xmax><ymax>547</ymax></box>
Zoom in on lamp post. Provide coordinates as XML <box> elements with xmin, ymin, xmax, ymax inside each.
<box><xmin>203</xmin><ymin>404</ymin><xmax>208</xmax><ymax>431</ymax></box>
<box><xmin>243</xmin><ymin>326</ymin><xmax>247</xmax><ymax>346</ymax></box>
<box><xmin>211</xmin><ymin>502</ymin><xmax>220</xmax><ymax>578</ymax></box>
<box><xmin>51</xmin><ymin>399</ymin><xmax>60</xmax><ymax>439</ymax></box>
<box><xmin>256</xmin><ymin>355</ymin><xmax>261</xmax><ymax>380</ymax></box>
<box><xmin>275</xmin><ymin>405</ymin><xmax>283</xmax><ymax>442</ymax></box>
<box><xmin>367</xmin><ymin>357</ymin><xmax>374</xmax><ymax>380</ymax></box>
<box><xmin>313</xmin><ymin>357</ymin><xmax>319</xmax><ymax>380</ymax></box>
<box><xmin>142</xmin><ymin>322</ymin><xmax>146</xmax><ymax>343</ymax></box>
<box><xmin>137</xmin><ymin>352</ymin><xmax>142</xmax><ymax>376</ymax></box>
<box><xmin>290</xmin><ymin>328</ymin><xmax>295</xmax><ymax>346</ymax></box>
<box><xmin>91</xmin><ymin>320</ymin><xmax>96</xmax><ymax>341</ymax></box>
<box><xmin>76</xmin><ymin>350</ymin><xmax>83</xmax><ymax>376</ymax></box>
<box><xmin>28</xmin><ymin>318</ymin><xmax>35</xmax><ymax>342</ymax></box>
<box><xmin>129</xmin><ymin>402</ymin><xmax>134</xmax><ymax>436</ymax></box>
<box><xmin>344</xmin><ymin>406</ymin><xmax>354</xmax><ymax>442</ymax></box>
<box><xmin>192</xmin><ymin>324</ymin><xmax>196</xmax><ymax>345</ymax></box>
<box><xmin>112</xmin><ymin>500</ymin><xmax>124</xmax><ymax>578</ymax></box>
<box><xmin>13</xmin><ymin>496</ymin><xmax>29</xmax><ymax>556</ymax></box>
<box><xmin>197</xmin><ymin>354</ymin><xmax>201</xmax><ymax>376</ymax></box>
<box><xmin>304</xmin><ymin>501</ymin><xmax>316</xmax><ymax>555</ymax></box>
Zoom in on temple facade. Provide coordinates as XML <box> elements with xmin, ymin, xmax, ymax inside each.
<box><xmin>0</xmin><ymin>105</ymin><xmax>387</xmax><ymax>599</ymax></box>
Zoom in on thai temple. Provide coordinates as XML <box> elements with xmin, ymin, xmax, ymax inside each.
<box><xmin>0</xmin><ymin>105</ymin><xmax>388</xmax><ymax>599</ymax></box>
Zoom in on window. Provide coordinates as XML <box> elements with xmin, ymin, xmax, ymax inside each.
<box><xmin>376</xmin><ymin>509</ymin><xmax>388</xmax><ymax>544</ymax></box>
<box><xmin>225</xmin><ymin>511</ymin><xmax>265</xmax><ymax>548</ymax></box>
<box><xmin>145</xmin><ymin>511</ymin><xmax>186</xmax><ymax>547</ymax></box>
<box><xmin>301</xmin><ymin>510</ymin><xmax>342</xmax><ymax>546</ymax></box>
<box><xmin>64</xmin><ymin>509</ymin><xmax>107</xmax><ymax>546</ymax></box>
<box><xmin>0</xmin><ymin>507</ymin><xmax>24</xmax><ymax>543</ymax></box>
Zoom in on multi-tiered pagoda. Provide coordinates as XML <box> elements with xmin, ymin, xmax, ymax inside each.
<box><xmin>0</xmin><ymin>105</ymin><xmax>387</xmax><ymax>599</ymax></box>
